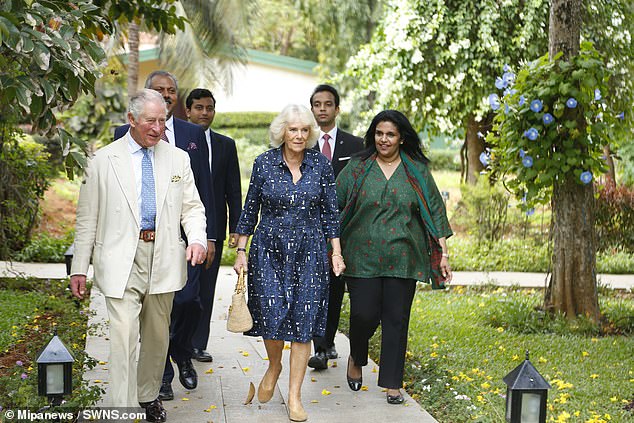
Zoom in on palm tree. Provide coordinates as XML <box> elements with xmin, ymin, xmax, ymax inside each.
<box><xmin>124</xmin><ymin>0</ymin><xmax>255</xmax><ymax>96</ymax></box>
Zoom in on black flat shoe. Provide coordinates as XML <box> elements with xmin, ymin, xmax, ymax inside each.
<box><xmin>178</xmin><ymin>359</ymin><xmax>198</xmax><ymax>389</ymax></box>
<box><xmin>325</xmin><ymin>345</ymin><xmax>338</xmax><ymax>359</ymax></box>
<box><xmin>307</xmin><ymin>351</ymin><xmax>328</xmax><ymax>370</ymax></box>
<box><xmin>192</xmin><ymin>348</ymin><xmax>213</xmax><ymax>362</ymax></box>
<box><xmin>158</xmin><ymin>381</ymin><xmax>174</xmax><ymax>401</ymax></box>
<box><xmin>387</xmin><ymin>393</ymin><xmax>404</xmax><ymax>404</ymax></box>
<box><xmin>139</xmin><ymin>398</ymin><xmax>167</xmax><ymax>422</ymax></box>
<box><xmin>346</xmin><ymin>357</ymin><xmax>362</xmax><ymax>391</ymax></box>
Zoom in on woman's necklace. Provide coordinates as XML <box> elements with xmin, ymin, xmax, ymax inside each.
<box><xmin>377</xmin><ymin>155</ymin><xmax>399</xmax><ymax>166</ymax></box>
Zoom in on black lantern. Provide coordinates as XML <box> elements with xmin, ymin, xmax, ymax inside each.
<box><xmin>36</xmin><ymin>330</ymin><xmax>75</xmax><ymax>405</ymax></box>
<box><xmin>503</xmin><ymin>351</ymin><xmax>551</xmax><ymax>423</ymax></box>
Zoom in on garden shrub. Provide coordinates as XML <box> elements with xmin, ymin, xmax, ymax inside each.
<box><xmin>453</xmin><ymin>179</ymin><xmax>514</xmax><ymax>244</ymax></box>
<box><xmin>214</xmin><ymin>112</ymin><xmax>277</xmax><ymax>129</ymax></box>
<box><xmin>0</xmin><ymin>135</ymin><xmax>56</xmax><ymax>260</ymax></box>
<box><xmin>428</xmin><ymin>149</ymin><xmax>461</xmax><ymax>171</ymax></box>
<box><xmin>595</xmin><ymin>183</ymin><xmax>634</xmax><ymax>252</ymax></box>
<box><xmin>14</xmin><ymin>231</ymin><xmax>74</xmax><ymax>263</ymax></box>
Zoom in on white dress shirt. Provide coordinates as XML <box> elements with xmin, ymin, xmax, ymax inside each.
<box><xmin>318</xmin><ymin>127</ymin><xmax>338</xmax><ymax>156</ymax></box>
<box><xmin>205</xmin><ymin>128</ymin><xmax>213</xmax><ymax>171</ymax></box>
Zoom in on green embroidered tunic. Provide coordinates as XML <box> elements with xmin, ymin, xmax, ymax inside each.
<box><xmin>336</xmin><ymin>159</ymin><xmax>452</xmax><ymax>281</ymax></box>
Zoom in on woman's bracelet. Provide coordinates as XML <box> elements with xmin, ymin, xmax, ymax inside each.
<box><xmin>442</xmin><ymin>253</ymin><xmax>450</xmax><ymax>258</ymax></box>
<box><xmin>331</xmin><ymin>253</ymin><xmax>344</xmax><ymax>259</ymax></box>
<box><xmin>237</xmin><ymin>247</ymin><xmax>247</xmax><ymax>253</ymax></box>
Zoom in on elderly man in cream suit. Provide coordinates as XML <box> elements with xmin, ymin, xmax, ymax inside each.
<box><xmin>70</xmin><ymin>89</ymin><xmax>207</xmax><ymax>422</ymax></box>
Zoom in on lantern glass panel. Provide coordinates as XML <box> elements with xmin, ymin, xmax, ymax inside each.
<box><xmin>506</xmin><ymin>389</ymin><xmax>512</xmax><ymax>421</ymax></box>
<box><xmin>46</xmin><ymin>363</ymin><xmax>65</xmax><ymax>395</ymax></box>
<box><xmin>520</xmin><ymin>392</ymin><xmax>542</xmax><ymax>423</ymax></box>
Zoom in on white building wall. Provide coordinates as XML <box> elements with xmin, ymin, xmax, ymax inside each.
<box><xmin>215</xmin><ymin>62</ymin><xmax>318</xmax><ymax>112</ymax></box>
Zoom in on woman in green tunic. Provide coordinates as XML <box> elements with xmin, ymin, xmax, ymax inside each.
<box><xmin>337</xmin><ymin>110</ymin><xmax>453</xmax><ymax>404</ymax></box>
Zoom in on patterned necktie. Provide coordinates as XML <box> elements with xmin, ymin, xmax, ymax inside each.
<box><xmin>321</xmin><ymin>133</ymin><xmax>332</xmax><ymax>161</ymax></box>
<box><xmin>161</xmin><ymin>127</ymin><xmax>169</xmax><ymax>143</ymax></box>
<box><xmin>140</xmin><ymin>148</ymin><xmax>156</xmax><ymax>230</ymax></box>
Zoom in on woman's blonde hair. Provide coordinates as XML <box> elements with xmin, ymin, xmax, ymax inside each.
<box><xmin>269</xmin><ymin>104</ymin><xmax>320</xmax><ymax>148</ymax></box>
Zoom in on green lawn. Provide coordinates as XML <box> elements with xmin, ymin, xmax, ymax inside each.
<box><xmin>340</xmin><ymin>285</ymin><xmax>634</xmax><ymax>423</ymax></box>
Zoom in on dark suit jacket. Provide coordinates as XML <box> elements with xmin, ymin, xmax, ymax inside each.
<box><xmin>114</xmin><ymin>118</ymin><xmax>217</xmax><ymax>240</ymax></box>
<box><xmin>316</xmin><ymin>128</ymin><xmax>364</xmax><ymax>178</ymax></box>
<box><xmin>209</xmin><ymin>129</ymin><xmax>242</xmax><ymax>241</ymax></box>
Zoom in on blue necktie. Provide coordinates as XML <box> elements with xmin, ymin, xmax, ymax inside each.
<box><xmin>141</xmin><ymin>148</ymin><xmax>156</xmax><ymax>230</ymax></box>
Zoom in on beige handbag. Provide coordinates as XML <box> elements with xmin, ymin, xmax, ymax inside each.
<box><xmin>227</xmin><ymin>267</ymin><xmax>253</xmax><ymax>333</ymax></box>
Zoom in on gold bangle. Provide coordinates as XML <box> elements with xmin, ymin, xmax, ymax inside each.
<box><xmin>331</xmin><ymin>253</ymin><xmax>343</xmax><ymax>258</ymax></box>
<box><xmin>442</xmin><ymin>253</ymin><xmax>449</xmax><ymax>258</ymax></box>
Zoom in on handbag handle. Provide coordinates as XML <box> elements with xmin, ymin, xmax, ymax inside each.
<box><xmin>235</xmin><ymin>267</ymin><xmax>246</xmax><ymax>295</ymax></box>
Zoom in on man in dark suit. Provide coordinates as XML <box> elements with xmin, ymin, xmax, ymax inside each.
<box><xmin>114</xmin><ymin>71</ymin><xmax>217</xmax><ymax>401</ymax></box>
<box><xmin>307</xmin><ymin>84</ymin><xmax>364</xmax><ymax>370</ymax></box>
<box><xmin>185</xmin><ymin>88</ymin><xmax>242</xmax><ymax>362</ymax></box>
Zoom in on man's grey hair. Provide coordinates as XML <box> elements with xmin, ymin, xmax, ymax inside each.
<box><xmin>145</xmin><ymin>70</ymin><xmax>178</xmax><ymax>90</ymax></box>
<box><xmin>129</xmin><ymin>89</ymin><xmax>167</xmax><ymax>119</ymax></box>
<box><xmin>269</xmin><ymin>104</ymin><xmax>320</xmax><ymax>148</ymax></box>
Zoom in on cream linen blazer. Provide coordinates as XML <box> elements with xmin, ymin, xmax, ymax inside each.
<box><xmin>71</xmin><ymin>137</ymin><xmax>207</xmax><ymax>298</ymax></box>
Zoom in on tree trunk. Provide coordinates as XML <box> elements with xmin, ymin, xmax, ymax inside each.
<box><xmin>127</xmin><ymin>21</ymin><xmax>140</xmax><ymax>99</ymax></box>
<box><xmin>463</xmin><ymin>114</ymin><xmax>485</xmax><ymax>184</ymax></box>
<box><xmin>603</xmin><ymin>144</ymin><xmax>616</xmax><ymax>187</ymax></box>
<box><xmin>545</xmin><ymin>0</ymin><xmax>600</xmax><ymax>322</ymax></box>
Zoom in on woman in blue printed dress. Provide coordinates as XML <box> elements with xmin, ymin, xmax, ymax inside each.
<box><xmin>233</xmin><ymin>104</ymin><xmax>345</xmax><ymax>422</ymax></box>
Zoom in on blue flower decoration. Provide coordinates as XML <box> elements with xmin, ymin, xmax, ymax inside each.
<box><xmin>518</xmin><ymin>95</ymin><xmax>526</xmax><ymax>106</ymax></box>
<box><xmin>526</xmin><ymin>208</ymin><xmax>535</xmax><ymax>216</ymax></box>
<box><xmin>617</xmin><ymin>112</ymin><xmax>625</xmax><ymax>120</ymax></box>
<box><xmin>530</xmin><ymin>99</ymin><xmax>543</xmax><ymax>113</ymax></box>
<box><xmin>522</xmin><ymin>156</ymin><xmax>534</xmax><ymax>168</ymax></box>
<box><xmin>580</xmin><ymin>171</ymin><xmax>592</xmax><ymax>184</ymax></box>
<box><xmin>503</xmin><ymin>88</ymin><xmax>518</xmax><ymax>97</ymax></box>
<box><xmin>519</xmin><ymin>149</ymin><xmax>526</xmax><ymax>158</ymax></box>
<box><xmin>566</xmin><ymin>97</ymin><xmax>578</xmax><ymax>108</ymax></box>
<box><xmin>495</xmin><ymin>77</ymin><xmax>508</xmax><ymax>89</ymax></box>
<box><xmin>502</xmin><ymin>72</ymin><xmax>515</xmax><ymax>85</ymax></box>
<box><xmin>505</xmin><ymin>104</ymin><xmax>510</xmax><ymax>114</ymax></box>
<box><xmin>489</xmin><ymin>93</ymin><xmax>501</xmax><ymax>110</ymax></box>
<box><xmin>479</xmin><ymin>151</ymin><xmax>490</xmax><ymax>166</ymax></box>
<box><xmin>542</xmin><ymin>113</ymin><xmax>554</xmax><ymax>125</ymax></box>
<box><xmin>525</xmin><ymin>127</ymin><xmax>539</xmax><ymax>141</ymax></box>
<box><xmin>477</xmin><ymin>131</ymin><xmax>484</xmax><ymax>138</ymax></box>
<box><xmin>594</xmin><ymin>89</ymin><xmax>601</xmax><ymax>101</ymax></box>
<box><xmin>503</xmin><ymin>64</ymin><xmax>511</xmax><ymax>72</ymax></box>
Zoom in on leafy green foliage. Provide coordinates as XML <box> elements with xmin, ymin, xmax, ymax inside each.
<box><xmin>0</xmin><ymin>0</ymin><xmax>112</xmax><ymax>171</ymax></box>
<box><xmin>340</xmin><ymin>286</ymin><xmax>634</xmax><ymax>422</ymax></box>
<box><xmin>214</xmin><ymin>112</ymin><xmax>277</xmax><ymax>129</ymax></box>
<box><xmin>0</xmin><ymin>277</ymin><xmax>103</xmax><ymax>412</ymax></box>
<box><xmin>92</xmin><ymin>0</ymin><xmax>186</xmax><ymax>34</ymax></box>
<box><xmin>454</xmin><ymin>179</ymin><xmax>513</xmax><ymax>243</ymax></box>
<box><xmin>488</xmin><ymin>44</ymin><xmax>622</xmax><ymax>208</ymax></box>
<box><xmin>427</xmin><ymin>149</ymin><xmax>460</xmax><ymax>171</ymax></box>
<box><xmin>0</xmin><ymin>136</ymin><xmax>55</xmax><ymax>260</ymax></box>
<box><xmin>14</xmin><ymin>231</ymin><xmax>74</xmax><ymax>263</ymax></box>
<box><xmin>339</xmin><ymin>0</ymin><xmax>549</xmax><ymax>134</ymax></box>
<box><xmin>595</xmin><ymin>183</ymin><xmax>634</xmax><ymax>252</ymax></box>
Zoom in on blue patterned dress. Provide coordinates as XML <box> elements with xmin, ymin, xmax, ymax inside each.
<box><xmin>236</xmin><ymin>147</ymin><xmax>340</xmax><ymax>342</ymax></box>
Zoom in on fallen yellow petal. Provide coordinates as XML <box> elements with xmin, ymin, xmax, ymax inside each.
<box><xmin>331</xmin><ymin>361</ymin><xmax>337</xmax><ymax>368</ymax></box>
<box><xmin>181</xmin><ymin>398</ymin><xmax>189</xmax><ymax>401</ymax></box>
<box><xmin>321</xmin><ymin>389</ymin><xmax>331</xmax><ymax>395</ymax></box>
<box><xmin>310</xmin><ymin>400</ymin><xmax>319</xmax><ymax>403</ymax></box>
<box><xmin>94</xmin><ymin>380</ymin><xmax>102</xmax><ymax>383</ymax></box>
<box><xmin>372</xmin><ymin>367</ymin><xmax>378</xmax><ymax>373</ymax></box>
<box><xmin>242</xmin><ymin>351</ymin><xmax>249</xmax><ymax>357</ymax></box>
<box><xmin>311</xmin><ymin>377</ymin><xmax>317</xmax><ymax>382</ymax></box>
<box><xmin>361</xmin><ymin>386</ymin><xmax>369</xmax><ymax>391</ymax></box>
<box><xmin>98</xmin><ymin>361</ymin><xmax>107</xmax><ymax>365</ymax></box>
<box><xmin>205</xmin><ymin>368</ymin><xmax>214</xmax><ymax>374</ymax></box>
<box><xmin>242</xmin><ymin>367</ymin><xmax>250</xmax><ymax>372</ymax></box>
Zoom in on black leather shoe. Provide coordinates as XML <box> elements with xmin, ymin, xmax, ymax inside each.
<box><xmin>158</xmin><ymin>381</ymin><xmax>174</xmax><ymax>401</ymax></box>
<box><xmin>387</xmin><ymin>393</ymin><xmax>405</xmax><ymax>404</ymax></box>
<box><xmin>325</xmin><ymin>345</ymin><xmax>338</xmax><ymax>359</ymax></box>
<box><xmin>346</xmin><ymin>357</ymin><xmax>362</xmax><ymax>391</ymax></box>
<box><xmin>307</xmin><ymin>351</ymin><xmax>328</xmax><ymax>370</ymax></box>
<box><xmin>178</xmin><ymin>359</ymin><xmax>198</xmax><ymax>389</ymax></box>
<box><xmin>139</xmin><ymin>398</ymin><xmax>167</xmax><ymax>422</ymax></box>
<box><xmin>192</xmin><ymin>348</ymin><xmax>213</xmax><ymax>362</ymax></box>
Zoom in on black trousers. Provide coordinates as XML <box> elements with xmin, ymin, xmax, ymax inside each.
<box><xmin>346</xmin><ymin>277</ymin><xmax>416</xmax><ymax>389</ymax></box>
<box><xmin>312</xmin><ymin>270</ymin><xmax>345</xmax><ymax>353</ymax></box>
<box><xmin>191</xmin><ymin>242</ymin><xmax>223</xmax><ymax>350</ymax></box>
<box><xmin>163</xmin><ymin>262</ymin><xmax>202</xmax><ymax>383</ymax></box>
